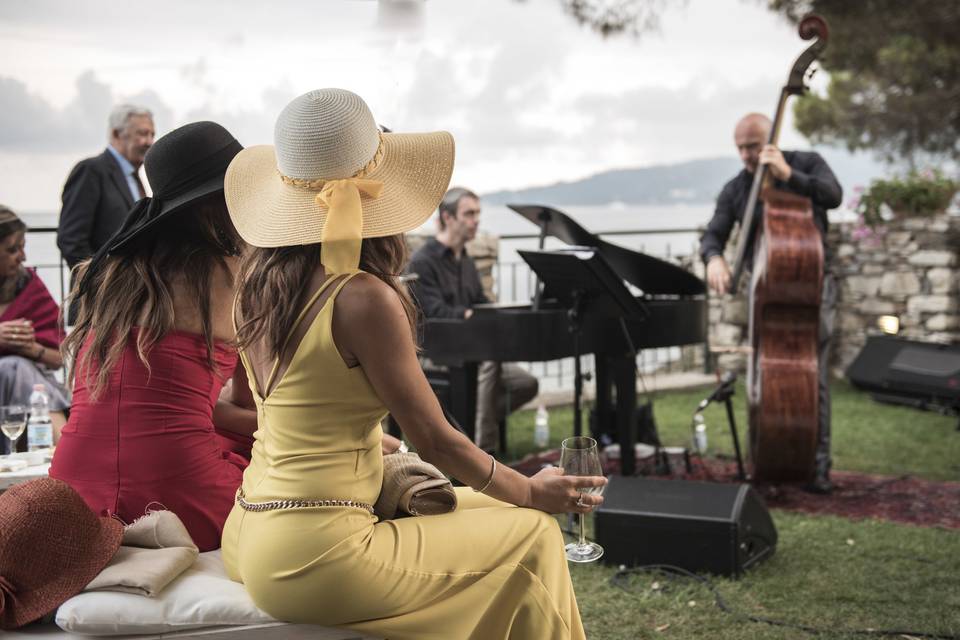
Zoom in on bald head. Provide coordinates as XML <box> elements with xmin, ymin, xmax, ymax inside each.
<box><xmin>734</xmin><ymin>113</ymin><xmax>771</xmax><ymax>173</ymax></box>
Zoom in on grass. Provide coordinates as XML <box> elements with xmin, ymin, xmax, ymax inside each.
<box><xmin>506</xmin><ymin>379</ymin><xmax>960</xmax><ymax>480</ymax></box>
<box><xmin>501</xmin><ymin>379</ymin><xmax>960</xmax><ymax>639</ymax></box>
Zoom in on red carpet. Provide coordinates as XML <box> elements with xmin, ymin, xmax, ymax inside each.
<box><xmin>509</xmin><ymin>449</ymin><xmax>960</xmax><ymax>530</ymax></box>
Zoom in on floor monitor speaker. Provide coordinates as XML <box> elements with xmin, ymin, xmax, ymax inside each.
<box><xmin>594</xmin><ymin>476</ymin><xmax>777</xmax><ymax>577</ymax></box>
<box><xmin>846</xmin><ymin>335</ymin><xmax>960</xmax><ymax>413</ymax></box>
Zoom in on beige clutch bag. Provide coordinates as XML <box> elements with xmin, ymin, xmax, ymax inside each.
<box><xmin>84</xmin><ymin>510</ymin><xmax>198</xmax><ymax>597</ymax></box>
<box><xmin>374</xmin><ymin>451</ymin><xmax>457</xmax><ymax>520</ymax></box>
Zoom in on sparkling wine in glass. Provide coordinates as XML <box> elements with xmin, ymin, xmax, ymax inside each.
<box><xmin>1</xmin><ymin>405</ymin><xmax>27</xmax><ymax>455</ymax></box>
<box><xmin>560</xmin><ymin>435</ymin><xmax>606</xmax><ymax>563</ymax></box>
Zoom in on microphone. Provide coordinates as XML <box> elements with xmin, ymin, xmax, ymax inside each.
<box><xmin>696</xmin><ymin>371</ymin><xmax>738</xmax><ymax>411</ymax></box>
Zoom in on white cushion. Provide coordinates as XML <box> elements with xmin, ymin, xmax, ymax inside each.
<box><xmin>55</xmin><ymin>550</ymin><xmax>276</xmax><ymax>636</ymax></box>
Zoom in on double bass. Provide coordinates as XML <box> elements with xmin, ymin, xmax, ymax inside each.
<box><xmin>728</xmin><ymin>16</ymin><xmax>829</xmax><ymax>482</ymax></box>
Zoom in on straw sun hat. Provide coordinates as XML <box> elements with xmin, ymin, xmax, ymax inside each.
<box><xmin>0</xmin><ymin>478</ymin><xmax>123</xmax><ymax>629</ymax></box>
<box><xmin>225</xmin><ymin>88</ymin><xmax>454</xmax><ymax>271</ymax></box>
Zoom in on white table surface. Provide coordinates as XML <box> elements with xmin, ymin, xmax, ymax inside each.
<box><xmin>0</xmin><ymin>460</ymin><xmax>50</xmax><ymax>490</ymax></box>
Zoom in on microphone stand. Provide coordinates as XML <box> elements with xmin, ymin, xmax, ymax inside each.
<box><xmin>569</xmin><ymin>290</ymin><xmax>585</xmax><ymax>438</ymax></box>
<box><xmin>699</xmin><ymin>374</ymin><xmax>747</xmax><ymax>481</ymax></box>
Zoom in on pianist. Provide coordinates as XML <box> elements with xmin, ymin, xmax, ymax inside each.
<box><xmin>408</xmin><ymin>187</ymin><xmax>538</xmax><ymax>454</ymax></box>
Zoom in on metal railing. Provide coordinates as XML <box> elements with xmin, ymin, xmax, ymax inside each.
<box><xmin>23</xmin><ymin>227</ymin><xmax>69</xmax><ymax>309</ymax></box>
<box><xmin>24</xmin><ymin>224</ymin><xmax>710</xmax><ymax>393</ymax></box>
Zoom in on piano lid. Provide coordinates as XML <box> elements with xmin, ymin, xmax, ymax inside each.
<box><xmin>507</xmin><ymin>204</ymin><xmax>706</xmax><ymax>296</ymax></box>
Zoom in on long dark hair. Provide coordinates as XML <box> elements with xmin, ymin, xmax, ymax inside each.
<box><xmin>64</xmin><ymin>197</ymin><xmax>242</xmax><ymax>398</ymax></box>
<box><xmin>235</xmin><ymin>234</ymin><xmax>417</xmax><ymax>359</ymax></box>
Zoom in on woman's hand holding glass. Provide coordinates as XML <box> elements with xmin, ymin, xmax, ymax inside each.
<box><xmin>527</xmin><ymin>463</ymin><xmax>606</xmax><ymax>515</ymax></box>
<box><xmin>559</xmin><ymin>436</ymin><xmax>607</xmax><ymax>563</ymax></box>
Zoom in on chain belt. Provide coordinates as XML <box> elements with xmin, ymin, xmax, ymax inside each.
<box><xmin>235</xmin><ymin>488</ymin><xmax>375</xmax><ymax>515</ymax></box>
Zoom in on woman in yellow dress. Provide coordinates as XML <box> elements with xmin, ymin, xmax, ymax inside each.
<box><xmin>221</xmin><ymin>88</ymin><xmax>606</xmax><ymax>640</ymax></box>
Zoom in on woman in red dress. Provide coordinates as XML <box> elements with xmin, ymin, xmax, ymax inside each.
<box><xmin>50</xmin><ymin>122</ymin><xmax>256</xmax><ymax>551</ymax></box>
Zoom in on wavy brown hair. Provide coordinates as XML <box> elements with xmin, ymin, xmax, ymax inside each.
<box><xmin>64</xmin><ymin>197</ymin><xmax>242</xmax><ymax>398</ymax></box>
<box><xmin>235</xmin><ymin>234</ymin><xmax>417</xmax><ymax>359</ymax></box>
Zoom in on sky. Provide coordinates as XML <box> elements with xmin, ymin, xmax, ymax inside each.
<box><xmin>0</xmin><ymin>0</ymin><xmax>886</xmax><ymax>214</ymax></box>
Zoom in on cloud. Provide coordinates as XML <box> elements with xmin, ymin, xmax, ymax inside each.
<box><xmin>392</xmin><ymin>9</ymin><xmax>573</xmax><ymax>173</ymax></box>
<box><xmin>570</xmin><ymin>79</ymin><xmax>776</xmax><ymax>164</ymax></box>
<box><xmin>0</xmin><ymin>71</ymin><xmax>113</xmax><ymax>152</ymax></box>
<box><xmin>0</xmin><ymin>71</ymin><xmax>175</xmax><ymax>153</ymax></box>
<box><xmin>0</xmin><ymin>76</ymin><xmax>63</xmax><ymax>149</ymax></box>
<box><xmin>183</xmin><ymin>81</ymin><xmax>298</xmax><ymax>147</ymax></box>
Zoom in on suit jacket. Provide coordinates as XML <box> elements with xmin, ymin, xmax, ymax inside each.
<box><xmin>58</xmin><ymin>149</ymin><xmax>137</xmax><ymax>268</ymax></box>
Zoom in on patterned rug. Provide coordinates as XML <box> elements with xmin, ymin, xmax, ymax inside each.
<box><xmin>509</xmin><ymin>449</ymin><xmax>960</xmax><ymax>530</ymax></box>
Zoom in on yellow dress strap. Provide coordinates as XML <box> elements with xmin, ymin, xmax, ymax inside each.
<box><xmin>262</xmin><ymin>272</ymin><xmax>358</xmax><ymax>393</ymax></box>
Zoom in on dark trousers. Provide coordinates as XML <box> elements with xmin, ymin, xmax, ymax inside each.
<box><xmin>815</xmin><ymin>272</ymin><xmax>837</xmax><ymax>479</ymax></box>
<box><xmin>476</xmin><ymin>362</ymin><xmax>539</xmax><ymax>451</ymax></box>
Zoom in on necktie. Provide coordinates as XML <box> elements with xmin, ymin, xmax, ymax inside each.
<box><xmin>132</xmin><ymin>170</ymin><xmax>146</xmax><ymax>200</ymax></box>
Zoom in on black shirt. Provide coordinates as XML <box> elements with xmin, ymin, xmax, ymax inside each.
<box><xmin>699</xmin><ymin>150</ymin><xmax>843</xmax><ymax>269</ymax></box>
<box><xmin>407</xmin><ymin>237</ymin><xmax>489</xmax><ymax>319</ymax></box>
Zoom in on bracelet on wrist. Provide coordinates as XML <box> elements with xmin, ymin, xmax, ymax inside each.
<box><xmin>473</xmin><ymin>454</ymin><xmax>497</xmax><ymax>494</ymax></box>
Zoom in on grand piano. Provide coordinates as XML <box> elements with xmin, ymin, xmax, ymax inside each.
<box><xmin>419</xmin><ymin>204</ymin><xmax>707</xmax><ymax>475</ymax></box>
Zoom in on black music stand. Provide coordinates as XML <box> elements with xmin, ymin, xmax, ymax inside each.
<box><xmin>518</xmin><ymin>248</ymin><xmax>647</xmax><ymax>464</ymax></box>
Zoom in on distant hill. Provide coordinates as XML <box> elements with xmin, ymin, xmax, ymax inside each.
<box><xmin>481</xmin><ymin>150</ymin><xmax>885</xmax><ymax>207</ymax></box>
<box><xmin>482</xmin><ymin>157</ymin><xmax>741</xmax><ymax>206</ymax></box>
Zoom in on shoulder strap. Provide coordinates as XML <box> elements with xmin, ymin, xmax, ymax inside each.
<box><xmin>262</xmin><ymin>273</ymin><xmax>354</xmax><ymax>394</ymax></box>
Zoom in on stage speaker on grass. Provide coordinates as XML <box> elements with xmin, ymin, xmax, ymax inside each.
<box><xmin>595</xmin><ymin>476</ymin><xmax>777</xmax><ymax>577</ymax></box>
<box><xmin>845</xmin><ymin>335</ymin><xmax>960</xmax><ymax>414</ymax></box>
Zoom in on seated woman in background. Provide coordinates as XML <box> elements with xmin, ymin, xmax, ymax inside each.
<box><xmin>221</xmin><ymin>88</ymin><xmax>604</xmax><ymax>639</ymax></box>
<box><xmin>50</xmin><ymin>122</ymin><xmax>257</xmax><ymax>551</ymax></box>
<box><xmin>0</xmin><ymin>204</ymin><xmax>69</xmax><ymax>453</ymax></box>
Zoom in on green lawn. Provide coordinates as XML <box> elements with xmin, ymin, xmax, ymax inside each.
<box><xmin>503</xmin><ymin>379</ymin><xmax>960</xmax><ymax>639</ymax></box>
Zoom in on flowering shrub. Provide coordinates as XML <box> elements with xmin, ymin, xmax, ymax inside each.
<box><xmin>850</xmin><ymin>170</ymin><xmax>958</xmax><ymax>228</ymax></box>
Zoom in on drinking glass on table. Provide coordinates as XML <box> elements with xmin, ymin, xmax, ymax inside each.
<box><xmin>560</xmin><ymin>436</ymin><xmax>606</xmax><ymax>563</ymax></box>
<box><xmin>1</xmin><ymin>404</ymin><xmax>28</xmax><ymax>455</ymax></box>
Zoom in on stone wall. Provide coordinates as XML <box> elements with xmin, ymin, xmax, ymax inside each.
<box><xmin>708</xmin><ymin>213</ymin><xmax>960</xmax><ymax>377</ymax></box>
<box><xmin>408</xmin><ymin>214</ymin><xmax>959</xmax><ymax>379</ymax></box>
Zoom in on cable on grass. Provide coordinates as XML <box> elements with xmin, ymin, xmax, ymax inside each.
<box><xmin>610</xmin><ymin>564</ymin><xmax>958</xmax><ymax>639</ymax></box>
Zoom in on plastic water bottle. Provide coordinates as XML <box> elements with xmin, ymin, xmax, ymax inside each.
<box><xmin>534</xmin><ymin>404</ymin><xmax>550</xmax><ymax>448</ymax></box>
<box><xmin>693</xmin><ymin>413</ymin><xmax>707</xmax><ymax>454</ymax></box>
<box><xmin>27</xmin><ymin>384</ymin><xmax>53</xmax><ymax>452</ymax></box>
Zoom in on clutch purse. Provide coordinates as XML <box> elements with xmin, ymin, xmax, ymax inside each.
<box><xmin>374</xmin><ymin>451</ymin><xmax>457</xmax><ymax>520</ymax></box>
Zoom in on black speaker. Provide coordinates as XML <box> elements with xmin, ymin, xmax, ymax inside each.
<box><xmin>846</xmin><ymin>336</ymin><xmax>960</xmax><ymax>412</ymax></box>
<box><xmin>594</xmin><ymin>476</ymin><xmax>777</xmax><ymax>577</ymax></box>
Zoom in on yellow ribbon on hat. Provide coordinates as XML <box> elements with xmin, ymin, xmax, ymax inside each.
<box><xmin>316</xmin><ymin>178</ymin><xmax>383</xmax><ymax>274</ymax></box>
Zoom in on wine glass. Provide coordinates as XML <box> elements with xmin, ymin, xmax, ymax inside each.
<box><xmin>560</xmin><ymin>435</ymin><xmax>606</xmax><ymax>563</ymax></box>
<box><xmin>1</xmin><ymin>405</ymin><xmax>27</xmax><ymax>456</ymax></box>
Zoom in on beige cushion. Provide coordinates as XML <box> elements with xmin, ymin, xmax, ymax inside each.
<box><xmin>56</xmin><ymin>551</ymin><xmax>275</xmax><ymax>635</ymax></box>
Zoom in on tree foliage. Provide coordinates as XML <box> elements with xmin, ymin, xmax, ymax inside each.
<box><xmin>513</xmin><ymin>0</ymin><xmax>675</xmax><ymax>38</ymax></box>
<box><xmin>769</xmin><ymin>0</ymin><xmax>960</xmax><ymax>165</ymax></box>
<box><xmin>559</xmin><ymin>0</ymin><xmax>671</xmax><ymax>37</ymax></box>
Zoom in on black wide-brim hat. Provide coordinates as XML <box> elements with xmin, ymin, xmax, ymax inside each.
<box><xmin>108</xmin><ymin>121</ymin><xmax>243</xmax><ymax>254</ymax></box>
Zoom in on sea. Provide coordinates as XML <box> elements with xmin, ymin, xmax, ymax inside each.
<box><xmin>20</xmin><ymin>202</ymin><xmax>717</xmax><ymax>309</ymax></box>
<box><xmin>415</xmin><ymin>202</ymin><xmax>713</xmax><ymax>303</ymax></box>
<box><xmin>20</xmin><ymin>202</ymin><xmax>850</xmax><ymax>393</ymax></box>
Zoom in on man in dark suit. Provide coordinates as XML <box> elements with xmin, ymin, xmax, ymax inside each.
<box><xmin>58</xmin><ymin>105</ymin><xmax>155</xmax><ymax>271</ymax></box>
<box><xmin>700</xmin><ymin>112</ymin><xmax>842</xmax><ymax>494</ymax></box>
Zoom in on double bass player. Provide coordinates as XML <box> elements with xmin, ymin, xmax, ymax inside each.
<box><xmin>700</xmin><ymin>112</ymin><xmax>842</xmax><ymax>494</ymax></box>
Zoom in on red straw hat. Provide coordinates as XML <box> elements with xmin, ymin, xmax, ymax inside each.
<box><xmin>0</xmin><ymin>478</ymin><xmax>123</xmax><ymax>629</ymax></box>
